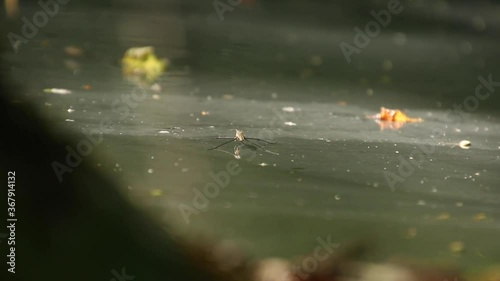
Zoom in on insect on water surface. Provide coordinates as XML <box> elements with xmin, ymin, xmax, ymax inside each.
<box><xmin>207</xmin><ymin>129</ymin><xmax>279</xmax><ymax>155</ymax></box>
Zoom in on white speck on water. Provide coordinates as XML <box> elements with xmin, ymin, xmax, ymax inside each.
<box><xmin>181</xmin><ymin>168</ymin><xmax>189</xmax><ymax>172</ymax></box>
<box><xmin>65</xmin><ymin>119</ymin><xmax>74</xmax><ymax>122</ymax></box>
<box><xmin>459</xmin><ymin>140</ymin><xmax>471</xmax><ymax>149</ymax></box>
<box><xmin>282</xmin><ymin>107</ymin><xmax>297</xmax><ymax>113</ymax></box>
<box><xmin>67</xmin><ymin>108</ymin><xmax>75</xmax><ymax>113</ymax></box>
<box><xmin>151</xmin><ymin>156</ymin><xmax>155</xmax><ymax>159</ymax></box>
<box><xmin>159</xmin><ymin>130</ymin><xmax>170</xmax><ymax>134</ymax></box>
<box><xmin>334</xmin><ymin>194</ymin><xmax>341</xmax><ymax>200</ymax></box>
<box><xmin>259</xmin><ymin>163</ymin><xmax>269</xmax><ymax>167</ymax></box>
<box><xmin>417</xmin><ymin>200</ymin><xmax>426</xmax><ymax>206</ymax></box>
<box><xmin>148</xmin><ymin>169</ymin><xmax>154</xmax><ymax>174</ymax></box>
<box><xmin>395</xmin><ymin>150</ymin><xmax>399</xmax><ymax>154</ymax></box>
<box><xmin>44</xmin><ymin>88</ymin><xmax>72</xmax><ymax>95</ymax></box>
<box><xmin>284</xmin><ymin>122</ymin><xmax>297</xmax><ymax>126</ymax></box>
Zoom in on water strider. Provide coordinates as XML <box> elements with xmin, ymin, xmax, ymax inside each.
<box><xmin>208</xmin><ymin>129</ymin><xmax>279</xmax><ymax>155</ymax></box>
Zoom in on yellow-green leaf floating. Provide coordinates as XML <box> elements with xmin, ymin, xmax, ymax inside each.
<box><xmin>121</xmin><ymin>46</ymin><xmax>168</xmax><ymax>86</ymax></box>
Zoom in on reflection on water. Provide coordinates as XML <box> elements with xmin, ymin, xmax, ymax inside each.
<box><xmin>5</xmin><ymin>0</ymin><xmax>500</xmax><ymax>270</ymax></box>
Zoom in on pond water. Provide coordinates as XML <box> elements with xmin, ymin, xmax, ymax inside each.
<box><xmin>6</xmin><ymin>0</ymin><xmax>500</xmax><ymax>271</ymax></box>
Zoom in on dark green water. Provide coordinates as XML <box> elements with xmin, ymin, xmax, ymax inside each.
<box><xmin>5</xmin><ymin>0</ymin><xmax>500</xmax><ymax>270</ymax></box>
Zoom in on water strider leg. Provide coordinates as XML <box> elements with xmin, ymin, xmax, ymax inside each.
<box><xmin>245</xmin><ymin>137</ymin><xmax>277</xmax><ymax>144</ymax></box>
<box><xmin>243</xmin><ymin>139</ymin><xmax>279</xmax><ymax>155</ymax></box>
<box><xmin>207</xmin><ymin>138</ymin><xmax>236</xmax><ymax>150</ymax></box>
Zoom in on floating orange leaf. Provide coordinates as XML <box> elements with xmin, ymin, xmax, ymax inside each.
<box><xmin>377</xmin><ymin>107</ymin><xmax>423</xmax><ymax>123</ymax></box>
<box><xmin>368</xmin><ymin>107</ymin><xmax>423</xmax><ymax>130</ymax></box>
